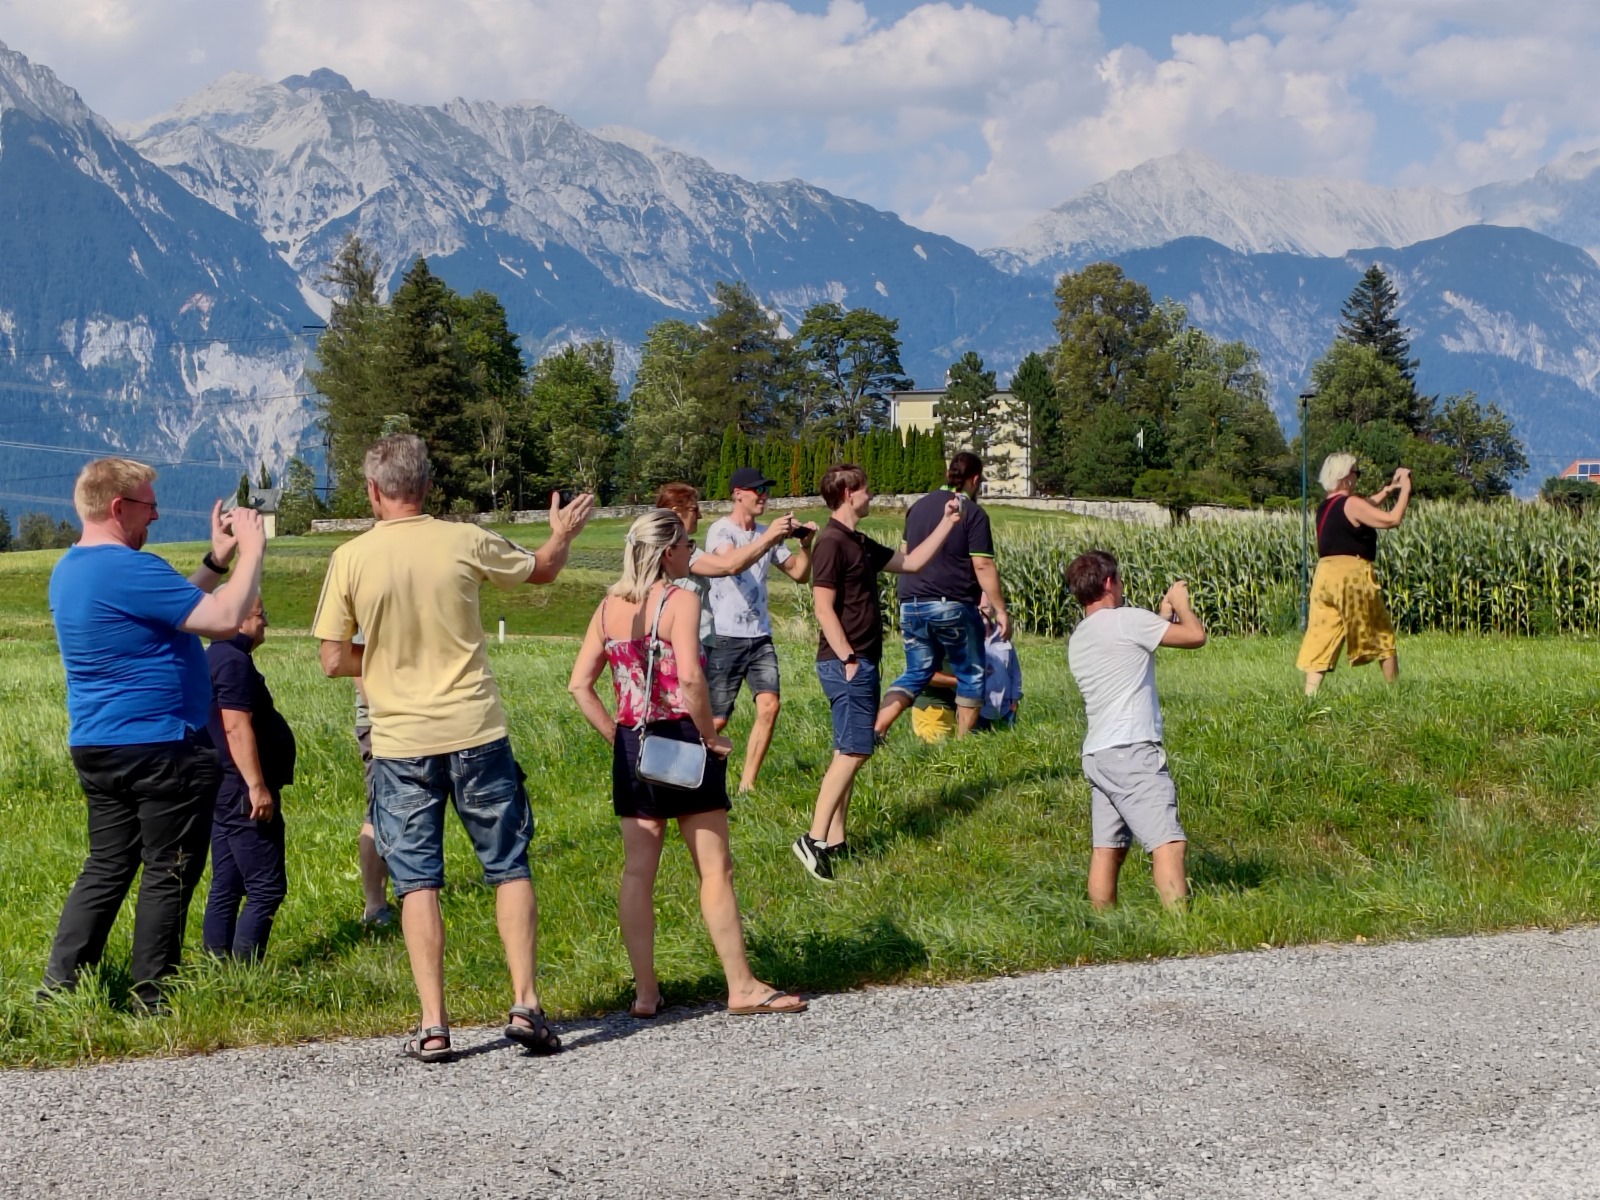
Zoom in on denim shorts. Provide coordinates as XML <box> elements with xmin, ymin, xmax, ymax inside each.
<box><xmin>708</xmin><ymin>635</ymin><xmax>781</xmax><ymax>719</ymax></box>
<box><xmin>368</xmin><ymin>736</ymin><xmax>532</xmax><ymax>896</ymax></box>
<box><xmin>817</xmin><ymin>657</ymin><xmax>879</xmax><ymax>757</ymax></box>
<box><xmin>885</xmin><ymin>600</ymin><xmax>985</xmax><ymax>708</ymax></box>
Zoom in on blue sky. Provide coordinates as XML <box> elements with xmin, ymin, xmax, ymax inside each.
<box><xmin>3</xmin><ymin>0</ymin><xmax>1597</xmax><ymax>247</ymax></box>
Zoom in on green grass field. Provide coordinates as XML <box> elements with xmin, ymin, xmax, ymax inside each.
<box><xmin>2</xmin><ymin>520</ymin><xmax>1598</xmax><ymax>1067</ymax></box>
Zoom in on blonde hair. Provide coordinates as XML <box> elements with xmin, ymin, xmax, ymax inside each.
<box><xmin>74</xmin><ymin>457</ymin><xmax>157</xmax><ymax>522</ymax></box>
<box><xmin>1318</xmin><ymin>452</ymin><xmax>1359</xmax><ymax>493</ymax></box>
<box><xmin>609</xmin><ymin>509</ymin><xmax>686</xmax><ymax>603</ymax></box>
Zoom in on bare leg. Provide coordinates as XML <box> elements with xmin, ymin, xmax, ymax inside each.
<box><xmin>1151</xmin><ymin>840</ymin><xmax>1189</xmax><ymax>909</ymax></box>
<box><xmin>494</xmin><ymin>878</ymin><xmax>541</xmax><ymax>1015</ymax></box>
<box><xmin>618</xmin><ymin>817</ymin><xmax>667</xmax><ymax>1012</ymax></box>
<box><xmin>399</xmin><ymin>888</ymin><xmax>447</xmax><ymax>1029</ymax></box>
<box><xmin>1380</xmin><ymin>653</ymin><xmax>1399</xmax><ymax>684</ymax></box>
<box><xmin>811</xmin><ymin>751</ymin><xmax>869</xmax><ymax>846</ymax></box>
<box><xmin>1088</xmin><ymin>847</ymin><xmax>1128</xmax><ymax>910</ymax></box>
<box><xmin>1303</xmin><ymin>670</ymin><xmax>1324</xmax><ymax>696</ymax></box>
<box><xmin>738</xmin><ymin>693</ymin><xmax>781</xmax><ymax>793</ymax></box>
<box><xmin>359</xmin><ymin>822</ymin><xmax>390</xmax><ymax>919</ymax></box>
<box><xmin>679</xmin><ymin>810</ymin><xmax>802</xmax><ymax>1010</ymax></box>
<box><xmin>873</xmin><ymin>693</ymin><xmax>912</xmax><ymax>736</ymax></box>
<box><xmin>956</xmin><ymin>703</ymin><xmax>982</xmax><ymax>737</ymax></box>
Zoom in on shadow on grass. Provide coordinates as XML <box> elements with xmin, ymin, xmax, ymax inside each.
<box><xmin>1188</xmin><ymin>845</ymin><xmax>1273</xmax><ymax>894</ymax></box>
<box><xmin>856</xmin><ymin>763</ymin><xmax>1075</xmax><ymax>859</ymax></box>
<box><xmin>283</xmin><ymin>915</ymin><xmax>400</xmax><ymax>970</ymax></box>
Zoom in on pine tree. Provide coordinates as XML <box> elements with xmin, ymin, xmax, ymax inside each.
<box><xmin>936</xmin><ymin>352</ymin><xmax>998</xmax><ymax>467</ymax></box>
<box><xmin>0</xmin><ymin>508</ymin><xmax>11</xmax><ymax>553</ymax></box>
<box><xmin>1338</xmin><ymin>265</ymin><xmax>1419</xmax><ymax>383</ymax></box>
<box><xmin>1011</xmin><ymin>351</ymin><xmax>1058</xmax><ymax>494</ymax></box>
<box><xmin>690</xmin><ymin>283</ymin><xmax>791</xmax><ymax>434</ymax></box>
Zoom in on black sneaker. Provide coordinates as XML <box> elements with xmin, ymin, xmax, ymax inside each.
<box><xmin>791</xmin><ymin>834</ymin><xmax>835</xmax><ymax>883</ymax></box>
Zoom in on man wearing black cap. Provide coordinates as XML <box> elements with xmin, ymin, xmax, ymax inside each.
<box><xmin>703</xmin><ymin>466</ymin><xmax>816</xmax><ymax>793</ymax></box>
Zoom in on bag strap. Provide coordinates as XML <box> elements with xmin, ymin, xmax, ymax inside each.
<box><xmin>638</xmin><ymin>585</ymin><xmax>673</xmax><ymax>731</ymax></box>
<box><xmin>1316</xmin><ymin>494</ymin><xmax>1345</xmax><ymax>544</ymax></box>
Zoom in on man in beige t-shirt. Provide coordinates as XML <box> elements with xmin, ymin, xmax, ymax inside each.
<box><xmin>314</xmin><ymin>434</ymin><xmax>594</xmax><ymax>1063</ymax></box>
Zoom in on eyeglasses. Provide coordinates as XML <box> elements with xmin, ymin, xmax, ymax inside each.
<box><xmin>119</xmin><ymin>496</ymin><xmax>158</xmax><ymax>515</ymax></box>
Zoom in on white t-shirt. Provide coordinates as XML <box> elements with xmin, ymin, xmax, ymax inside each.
<box><xmin>705</xmin><ymin>517</ymin><xmax>791</xmax><ymax>639</ymax></box>
<box><xmin>674</xmin><ymin>550</ymin><xmax>715</xmax><ymax>647</ymax></box>
<box><xmin>1067</xmin><ymin>606</ymin><xmax>1171</xmax><ymax>755</ymax></box>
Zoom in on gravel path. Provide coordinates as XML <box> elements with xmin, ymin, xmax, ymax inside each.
<box><xmin>5</xmin><ymin>926</ymin><xmax>1598</xmax><ymax>1199</ymax></box>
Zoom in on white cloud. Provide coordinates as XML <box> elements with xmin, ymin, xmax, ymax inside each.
<box><xmin>7</xmin><ymin>0</ymin><xmax>1600</xmax><ymax>249</ymax></box>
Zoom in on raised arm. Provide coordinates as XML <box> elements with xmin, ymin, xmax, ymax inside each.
<box><xmin>887</xmin><ymin>496</ymin><xmax>962</xmax><ymax>574</ymax></box>
<box><xmin>181</xmin><ymin>507</ymin><xmax>266</xmax><ymax>638</ymax></box>
<box><xmin>1345</xmin><ymin>467</ymin><xmax>1412</xmax><ymax>530</ymax></box>
<box><xmin>691</xmin><ymin>515</ymin><xmax>795</xmax><ymax>578</ymax></box>
<box><xmin>1157</xmin><ymin>580</ymin><xmax>1207</xmax><ymax>650</ymax></box>
<box><xmin>776</xmin><ymin>527</ymin><xmax>814</xmax><ymax>584</ymax></box>
<box><xmin>528</xmin><ymin>491</ymin><xmax>597</xmax><ymax>584</ymax></box>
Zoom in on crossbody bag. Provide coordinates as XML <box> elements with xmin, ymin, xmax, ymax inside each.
<box><xmin>635</xmin><ymin>588</ymin><xmax>708</xmax><ymax>791</ymax></box>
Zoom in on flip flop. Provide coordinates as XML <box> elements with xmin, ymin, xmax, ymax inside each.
<box><xmin>728</xmin><ymin>990</ymin><xmax>808</xmax><ymax>1016</ymax></box>
<box><xmin>629</xmin><ymin>991</ymin><xmax>665</xmax><ymax>1019</ymax></box>
<box><xmin>403</xmin><ymin>1025</ymin><xmax>452</xmax><ymax>1063</ymax></box>
<box><xmin>505</xmin><ymin>1004</ymin><xmax>562</xmax><ymax>1055</ymax></box>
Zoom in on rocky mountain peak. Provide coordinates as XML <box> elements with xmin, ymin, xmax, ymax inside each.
<box><xmin>279</xmin><ymin>68</ymin><xmax>354</xmax><ymax>94</ymax></box>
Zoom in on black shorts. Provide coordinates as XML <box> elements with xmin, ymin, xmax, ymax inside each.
<box><xmin>707</xmin><ymin>635</ymin><xmax>781</xmax><ymax>719</ymax></box>
<box><xmin>612</xmin><ymin>717</ymin><xmax>731</xmax><ymax>820</ymax></box>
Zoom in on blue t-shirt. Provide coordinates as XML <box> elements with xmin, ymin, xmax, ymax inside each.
<box><xmin>50</xmin><ymin>544</ymin><xmax>211</xmax><ymax>747</ymax></box>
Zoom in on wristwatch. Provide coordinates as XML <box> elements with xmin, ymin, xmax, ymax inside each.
<box><xmin>202</xmin><ymin>551</ymin><xmax>230</xmax><ymax>574</ymax></box>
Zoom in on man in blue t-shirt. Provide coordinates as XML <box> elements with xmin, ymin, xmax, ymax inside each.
<box><xmin>43</xmin><ymin>458</ymin><xmax>266</xmax><ymax>1013</ymax></box>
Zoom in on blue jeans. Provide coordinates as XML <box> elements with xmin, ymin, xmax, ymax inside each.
<box><xmin>368</xmin><ymin>736</ymin><xmax>532</xmax><ymax>897</ymax></box>
<box><xmin>817</xmin><ymin>657</ymin><xmax>879</xmax><ymax>756</ymax></box>
<box><xmin>886</xmin><ymin>600</ymin><xmax>985</xmax><ymax>708</ymax></box>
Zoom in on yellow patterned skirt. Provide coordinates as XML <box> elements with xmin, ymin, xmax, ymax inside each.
<box><xmin>1295</xmin><ymin>555</ymin><xmax>1397</xmax><ymax>673</ymax></box>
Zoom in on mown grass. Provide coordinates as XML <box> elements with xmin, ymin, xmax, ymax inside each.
<box><xmin>3</xmin><ymin>615</ymin><xmax>1599</xmax><ymax>1066</ymax></box>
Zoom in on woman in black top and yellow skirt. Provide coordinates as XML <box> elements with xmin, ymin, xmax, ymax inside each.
<box><xmin>1297</xmin><ymin>452</ymin><xmax>1412</xmax><ymax>695</ymax></box>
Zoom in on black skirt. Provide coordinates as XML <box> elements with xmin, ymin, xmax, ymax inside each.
<box><xmin>612</xmin><ymin>717</ymin><xmax>730</xmax><ymax>820</ymax></box>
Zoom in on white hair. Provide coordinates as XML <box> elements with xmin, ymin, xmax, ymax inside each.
<box><xmin>1318</xmin><ymin>452</ymin><xmax>1359</xmax><ymax>493</ymax></box>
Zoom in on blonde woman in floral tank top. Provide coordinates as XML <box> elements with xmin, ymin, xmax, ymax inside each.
<box><xmin>569</xmin><ymin>509</ymin><xmax>806</xmax><ymax>1020</ymax></box>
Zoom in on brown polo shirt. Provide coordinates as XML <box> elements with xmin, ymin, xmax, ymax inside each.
<box><xmin>810</xmin><ymin>517</ymin><xmax>896</xmax><ymax>664</ymax></box>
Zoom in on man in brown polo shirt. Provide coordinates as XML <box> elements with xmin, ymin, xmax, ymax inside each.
<box><xmin>794</xmin><ymin>463</ymin><xmax>960</xmax><ymax>883</ymax></box>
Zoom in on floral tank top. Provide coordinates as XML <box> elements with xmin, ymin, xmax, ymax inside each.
<box><xmin>604</xmin><ymin>587</ymin><xmax>700</xmax><ymax>727</ymax></box>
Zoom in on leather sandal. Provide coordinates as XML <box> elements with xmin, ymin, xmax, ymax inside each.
<box><xmin>403</xmin><ymin>1025</ymin><xmax>452</xmax><ymax>1063</ymax></box>
<box><xmin>505</xmin><ymin>1005</ymin><xmax>561</xmax><ymax>1055</ymax></box>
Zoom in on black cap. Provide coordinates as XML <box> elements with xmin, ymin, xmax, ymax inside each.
<box><xmin>729</xmin><ymin>467</ymin><xmax>776</xmax><ymax>492</ymax></box>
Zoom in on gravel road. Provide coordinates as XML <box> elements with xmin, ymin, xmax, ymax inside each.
<box><xmin>5</xmin><ymin>926</ymin><xmax>1597</xmax><ymax>1199</ymax></box>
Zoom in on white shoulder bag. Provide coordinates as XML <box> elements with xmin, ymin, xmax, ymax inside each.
<box><xmin>635</xmin><ymin>588</ymin><xmax>708</xmax><ymax>791</ymax></box>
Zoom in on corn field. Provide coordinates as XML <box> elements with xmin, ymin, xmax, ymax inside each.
<box><xmin>991</xmin><ymin>502</ymin><xmax>1600</xmax><ymax>639</ymax></box>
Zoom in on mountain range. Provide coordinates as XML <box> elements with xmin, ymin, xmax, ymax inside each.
<box><xmin>1</xmin><ymin>40</ymin><xmax>1597</xmax><ymax>534</ymax></box>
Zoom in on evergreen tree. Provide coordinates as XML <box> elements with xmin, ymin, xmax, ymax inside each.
<box><xmin>1338</xmin><ymin>265</ymin><xmax>1418</xmax><ymax>383</ymax></box>
<box><xmin>1011</xmin><ymin>351</ymin><xmax>1059</xmax><ymax>494</ymax></box>
<box><xmin>791</xmin><ymin>302</ymin><xmax>912</xmax><ymax>436</ymax></box>
<box><xmin>387</xmin><ymin>258</ymin><xmax>479</xmax><ymax>508</ymax></box>
<box><xmin>936</xmin><ymin>352</ymin><xmax>999</xmax><ymax>468</ymax></box>
<box><xmin>276</xmin><ymin>457</ymin><xmax>325</xmax><ymax>536</ymax></box>
<box><xmin>235</xmin><ymin>473</ymin><xmax>252</xmax><ymax>509</ymax></box>
<box><xmin>257</xmin><ymin>462</ymin><xmax>274</xmax><ymax>489</ymax></box>
<box><xmin>308</xmin><ymin>235</ymin><xmax>390</xmax><ymax>512</ymax></box>
<box><xmin>690</xmin><ymin>282</ymin><xmax>790</xmax><ymax>435</ymax></box>
<box><xmin>0</xmin><ymin>508</ymin><xmax>10</xmax><ymax>552</ymax></box>
<box><xmin>18</xmin><ymin>512</ymin><xmax>55</xmax><ymax>551</ymax></box>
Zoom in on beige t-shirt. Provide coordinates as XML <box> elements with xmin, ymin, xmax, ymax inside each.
<box><xmin>312</xmin><ymin>516</ymin><xmax>536</xmax><ymax>758</ymax></box>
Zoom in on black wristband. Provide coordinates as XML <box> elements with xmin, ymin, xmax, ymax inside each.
<box><xmin>202</xmin><ymin>551</ymin><xmax>229</xmax><ymax>575</ymax></box>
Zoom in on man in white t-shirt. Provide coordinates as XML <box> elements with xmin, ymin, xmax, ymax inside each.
<box><xmin>704</xmin><ymin>466</ymin><xmax>815</xmax><ymax>793</ymax></box>
<box><xmin>1065</xmin><ymin>549</ymin><xmax>1206</xmax><ymax>910</ymax></box>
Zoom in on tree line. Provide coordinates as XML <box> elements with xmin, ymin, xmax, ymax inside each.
<box><xmin>290</xmin><ymin>234</ymin><xmax>1533</xmax><ymax>531</ymax></box>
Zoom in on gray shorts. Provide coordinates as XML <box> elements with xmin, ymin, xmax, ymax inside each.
<box><xmin>1082</xmin><ymin>742</ymin><xmax>1186</xmax><ymax>852</ymax></box>
<box><xmin>708</xmin><ymin>635</ymin><xmax>780</xmax><ymax>719</ymax></box>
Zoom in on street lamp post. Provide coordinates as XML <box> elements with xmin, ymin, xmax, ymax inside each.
<box><xmin>1298</xmin><ymin>386</ymin><xmax>1317</xmax><ymax>630</ymax></box>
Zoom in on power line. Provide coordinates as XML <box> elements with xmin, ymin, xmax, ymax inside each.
<box><xmin>0</xmin><ymin>437</ymin><xmax>247</xmax><ymax>470</ymax></box>
<box><xmin>0</xmin><ymin>329</ymin><xmax>317</xmax><ymax>361</ymax></box>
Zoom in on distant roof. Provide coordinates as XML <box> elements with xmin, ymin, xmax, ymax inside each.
<box><xmin>248</xmin><ymin>486</ymin><xmax>283</xmax><ymax>511</ymax></box>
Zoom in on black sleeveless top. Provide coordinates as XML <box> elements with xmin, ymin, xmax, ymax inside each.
<box><xmin>1316</xmin><ymin>494</ymin><xmax>1377</xmax><ymax>561</ymax></box>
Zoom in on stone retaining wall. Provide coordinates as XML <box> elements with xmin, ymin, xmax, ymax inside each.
<box><xmin>310</xmin><ymin>494</ymin><xmax>1266</xmax><ymax>534</ymax></box>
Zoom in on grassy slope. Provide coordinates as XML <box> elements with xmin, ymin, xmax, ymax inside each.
<box><xmin>1</xmin><ymin>517</ymin><xmax>1598</xmax><ymax>1065</ymax></box>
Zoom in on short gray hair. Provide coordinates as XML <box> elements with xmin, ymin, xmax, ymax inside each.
<box><xmin>1318</xmin><ymin>452</ymin><xmax>1358</xmax><ymax>493</ymax></box>
<box><xmin>364</xmin><ymin>434</ymin><xmax>431</xmax><ymax>503</ymax></box>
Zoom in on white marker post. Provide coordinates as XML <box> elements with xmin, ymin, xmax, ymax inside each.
<box><xmin>498</xmin><ymin>615</ymin><xmax>506</xmax><ymax>645</ymax></box>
